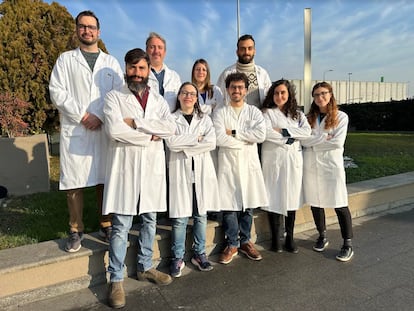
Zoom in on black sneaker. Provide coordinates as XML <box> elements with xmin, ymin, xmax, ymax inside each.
<box><xmin>313</xmin><ymin>237</ymin><xmax>329</xmax><ymax>252</ymax></box>
<box><xmin>336</xmin><ymin>246</ymin><xmax>354</xmax><ymax>262</ymax></box>
<box><xmin>65</xmin><ymin>231</ymin><xmax>83</xmax><ymax>253</ymax></box>
<box><xmin>170</xmin><ymin>258</ymin><xmax>185</xmax><ymax>278</ymax></box>
<box><xmin>98</xmin><ymin>226</ymin><xmax>112</xmax><ymax>243</ymax></box>
<box><xmin>191</xmin><ymin>253</ymin><xmax>213</xmax><ymax>272</ymax></box>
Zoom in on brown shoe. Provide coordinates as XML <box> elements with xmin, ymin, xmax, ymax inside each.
<box><xmin>239</xmin><ymin>241</ymin><xmax>263</xmax><ymax>261</ymax></box>
<box><xmin>108</xmin><ymin>281</ymin><xmax>125</xmax><ymax>309</ymax></box>
<box><xmin>219</xmin><ymin>245</ymin><xmax>238</xmax><ymax>264</ymax></box>
<box><xmin>137</xmin><ymin>268</ymin><xmax>173</xmax><ymax>286</ymax></box>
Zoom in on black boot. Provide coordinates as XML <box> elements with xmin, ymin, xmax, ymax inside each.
<box><xmin>284</xmin><ymin>211</ymin><xmax>298</xmax><ymax>254</ymax></box>
<box><xmin>268</xmin><ymin>212</ymin><xmax>283</xmax><ymax>252</ymax></box>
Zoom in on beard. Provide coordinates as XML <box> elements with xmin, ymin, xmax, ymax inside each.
<box><xmin>237</xmin><ymin>54</ymin><xmax>254</xmax><ymax>64</ymax></box>
<box><xmin>126</xmin><ymin>75</ymin><xmax>149</xmax><ymax>94</ymax></box>
<box><xmin>78</xmin><ymin>35</ymin><xmax>99</xmax><ymax>46</ymax></box>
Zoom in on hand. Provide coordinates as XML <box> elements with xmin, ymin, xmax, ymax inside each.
<box><xmin>123</xmin><ymin>118</ymin><xmax>136</xmax><ymax>129</ymax></box>
<box><xmin>198</xmin><ymin>135</ymin><xmax>204</xmax><ymax>142</ymax></box>
<box><xmin>151</xmin><ymin>135</ymin><xmax>161</xmax><ymax>141</ymax></box>
<box><xmin>226</xmin><ymin>129</ymin><xmax>232</xmax><ymax>136</ymax></box>
<box><xmin>273</xmin><ymin>127</ymin><xmax>282</xmax><ymax>133</ymax></box>
<box><xmin>81</xmin><ymin>112</ymin><xmax>102</xmax><ymax>130</ymax></box>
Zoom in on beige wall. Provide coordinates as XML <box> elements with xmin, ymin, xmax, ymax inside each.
<box><xmin>0</xmin><ymin>134</ymin><xmax>50</xmax><ymax>195</ymax></box>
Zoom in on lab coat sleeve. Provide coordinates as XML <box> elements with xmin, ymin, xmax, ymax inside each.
<box><xmin>184</xmin><ymin>116</ymin><xmax>217</xmax><ymax>157</ymax></box>
<box><xmin>237</xmin><ymin>107</ymin><xmax>266</xmax><ymax>144</ymax></box>
<box><xmin>263</xmin><ymin>111</ymin><xmax>286</xmax><ymax>146</ymax></box>
<box><xmin>284</xmin><ymin>112</ymin><xmax>312</xmax><ymax>140</ymax></box>
<box><xmin>104</xmin><ymin>91</ymin><xmax>151</xmax><ymax>145</ymax></box>
<box><xmin>302</xmin><ymin>113</ymin><xmax>348</xmax><ymax>150</ymax></box>
<box><xmin>216</xmin><ymin>72</ymin><xmax>227</xmax><ymax>100</ymax></box>
<box><xmin>213</xmin><ymin>107</ymin><xmax>244</xmax><ymax>149</ymax></box>
<box><xmin>134</xmin><ymin>100</ymin><xmax>177</xmax><ymax>139</ymax></box>
<box><xmin>49</xmin><ymin>55</ymin><xmax>85</xmax><ymax>124</ymax></box>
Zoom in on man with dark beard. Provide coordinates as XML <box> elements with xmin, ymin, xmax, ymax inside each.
<box><xmin>102</xmin><ymin>48</ymin><xmax>177</xmax><ymax>309</ymax></box>
<box><xmin>49</xmin><ymin>11</ymin><xmax>124</xmax><ymax>252</ymax></box>
<box><xmin>217</xmin><ymin>34</ymin><xmax>271</xmax><ymax>108</ymax></box>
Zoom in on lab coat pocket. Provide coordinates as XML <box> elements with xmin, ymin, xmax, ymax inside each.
<box><xmin>62</xmin><ymin>124</ymin><xmax>85</xmax><ymax>137</ymax></box>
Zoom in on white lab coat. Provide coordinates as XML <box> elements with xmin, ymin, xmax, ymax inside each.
<box><xmin>148</xmin><ymin>64</ymin><xmax>181</xmax><ymax>112</ymax></box>
<box><xmin>166</xmin><ymin>111</ymin><xmax>220</xmax><ymax>218</ymax></box>
<box><xmin>49</xmin><ymin>48</ymin><xmax>124</xmax><ymax>190</ymax></box>
<box><xmin>216</xmin><ymin>63</ymin><xmax>271</xmax><ymax>107</ymax></box>
<box><xmin>261</xmin><ymin>109</ymin><xmax>311</xmax><ymax>215</ymax></box>
<box><xmin>102</xmin><ymin>86</ymin><xmax>176</xmax><ymax>215</ymax></box>
<box><xmin>301</xmin><ymin>111</ymin><xmax>349</xmax><ymax>208</ymax></box>
<box><xmin>198</xmin><ymin>85</ymin><xmax>224</xmax><ymax>115</ymax></box>
<box><xmin>213</xmin><ymin>104</ymin><xmax>269</xmax><ymax>211</ymax></box>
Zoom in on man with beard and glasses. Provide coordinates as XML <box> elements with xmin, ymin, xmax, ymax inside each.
<box><xmin>217</xmin><ymin>34</ymin><xmax>271</xmax><ymax>108</ymax></box>
<box><xmin>49</xmin><ymin>10</ymin><xmax>124</xmax><ymax>253</ymax></box>
<box><xmin>102</xmin><ymin>48</ymin><xmax>177</xmax><ymax>309</ymax></box>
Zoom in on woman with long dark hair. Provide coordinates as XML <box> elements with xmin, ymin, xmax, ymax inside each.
<box><xmin>261</xmin><ymin>79</ymin><xmax>311</xmax><ymax>253</ymax></box>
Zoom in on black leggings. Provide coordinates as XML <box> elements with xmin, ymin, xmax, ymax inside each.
<box><xmin>311</xmin><ymin>206</ymin><xmax>353</xmax><ymax>240</ymax></box>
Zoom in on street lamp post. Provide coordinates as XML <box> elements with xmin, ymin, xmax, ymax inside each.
<box><xmin>323</xmin><ymin>69</ymin><xmax>333</xmax><ymax>81</ymax></box>
<box><xmin>347</xmin><ymin>72</ymin><xmax>352</xmax><ymax>104</ymax></box>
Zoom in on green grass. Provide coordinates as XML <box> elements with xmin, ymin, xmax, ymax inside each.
<box><xmin>344</xmin><ymin>133</ymin><xmax>414</xmax><ymax>183</ymax></box>
<box><xmin>1</xmin><ymin>132</ymin><xmax>413</xmax><ymax>250</ymax></box>
<box><xmin>0</xmin><ymin>156</ymin><xmax>102</xmax><ymax>250</ymax></box>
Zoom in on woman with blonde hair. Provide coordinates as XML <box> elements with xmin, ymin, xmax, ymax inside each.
<box><xmin>191</xmin><ymin>59</ymin><xmax>223</xmax><ymax>115</ymax></box>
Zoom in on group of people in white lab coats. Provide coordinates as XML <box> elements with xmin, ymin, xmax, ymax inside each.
<box><xmin>49</xmin><ymin>10</ymin><xmax>353</xmax><ymax>309</ymax></box>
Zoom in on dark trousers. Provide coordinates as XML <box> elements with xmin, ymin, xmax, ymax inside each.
<box><xmin>311</xmin><ymin>206</ymin><xmax>353</xmax><ymax>240</ymax></box>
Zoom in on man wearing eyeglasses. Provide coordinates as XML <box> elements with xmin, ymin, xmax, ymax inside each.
<box><xmin>213</xmin><ymin>72</ymin><xmax>268</xmax><ymax>265</ymax></box>
<box><xmin>217</xmin><ymin>34</ymin><xmax>271</xmax><ymax>108</ymax></box>
<box><xmin>49</xmin><ymin>10</ymin><xmax>124</xmax><ymax>253</ymax></box>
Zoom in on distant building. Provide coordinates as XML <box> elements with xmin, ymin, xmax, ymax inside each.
<box><xmin>291</xmin><ymin>80</ymin><xmax>408</xmax><ymax>106</ymax></box>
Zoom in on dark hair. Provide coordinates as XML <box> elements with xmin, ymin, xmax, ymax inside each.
<box><xmin>307</xmin><ymin>81</ymin><xmax>339</xmax><ymax>129</ymax></box>
<box><xmin>191</xmin><ymin>59</ymin><xmax>214</xmax><ymax>99</ymax></box>
<box><xmin>173</xmin><ymin>82</ymin><xmax>204</xmax><ymax>118</ymax></box>
<box><xmin>237</xmin><ymin>34</ymin><xmax>255</xmax><ymax>48</ymax></box>
<box><xmin>262</xmin><ymin>79</ymin><xmax>299</xmax><ymax>119</ymax></box>
<box><xmin>124</xmin><ymin>48</ymin><xmax>150</xmax><ymax>66</ymax></box>
<box><xmin>225</xmin><ymin>72</ymin><xmax>249</xmax><ymax>89</ymax></box>
<box><xmin>75</xmin><ymin>10</ymin><xmax>100</xmax><ymax>29</ymax></box>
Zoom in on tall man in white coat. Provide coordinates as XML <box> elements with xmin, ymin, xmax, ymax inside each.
<box><xmin>103</xmin><ymin>48</ymin><xmax>176</xmax><ymax>309</ymax></box>
<box><xmin>217</xmin><ymin>34</ymin><xmax>271</xmax><ymax>108</ymax></box>
<box><xmin>49</xmin><ymin>10</ymin><xmax>124</xmax><ymax>253</ymax></box>
<box><xmin>146</xmin><ymin>32</ymin><xmax>181</xmax><ymax>112</ymax></box>
<box><xmin>213</xmin><ymin>72</ymin><xmax>269</xmax><ymax>265</ymax></box>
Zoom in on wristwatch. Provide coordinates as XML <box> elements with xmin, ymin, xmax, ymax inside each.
<box><xmin>231</xmin><ymin>129</ymin><xmax>236</xmax><ymax>137</ymax></box>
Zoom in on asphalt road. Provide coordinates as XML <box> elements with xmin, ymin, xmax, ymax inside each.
<box><xmin>14</xmin><ymin>205</ymin><xmax>414</xmax><ymax>311</ymax></box>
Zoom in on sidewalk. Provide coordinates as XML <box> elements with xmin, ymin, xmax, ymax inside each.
<box><xmin>11</xmin><ymin>204</ymin><xmax>414</xmax><ymax>311</ymax></box>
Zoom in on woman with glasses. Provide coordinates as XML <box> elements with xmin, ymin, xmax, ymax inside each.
<box><xmin>166</xmin><ymin>82</ymin><xmax>220</xmax><ymax>277</ymax></box>
<box><xmin>261</xmin><ymin>79</ymin><xmax>311</xmax><ymax>254</ymax></box>
<box><xmin>302</xmin><ymin>82</ymin><xmax>354</xmax><ymax>262</ymax></box>
<box><xmin>191</xmin><ymin>59</ymin><xmax>223</xmax><ymax>115</ymax></box>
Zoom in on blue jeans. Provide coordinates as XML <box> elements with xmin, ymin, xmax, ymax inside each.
<box><xmin>222</xmin><ymin>209</ymin><xmax>253</xmax><ymax>247</ymax></box>
<box><xmin>108</xmin><ymin>212</ymin><xmax>156</xmax><ymax>282</ymax></box>
<box><xmin>171</xmin><ymin>192</ymin><xmax>207</xmax><ymax>259</ymax></box>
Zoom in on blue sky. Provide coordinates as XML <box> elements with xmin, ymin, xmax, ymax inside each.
<box><xmin>46</xmin><ymin>0</ymin><xmax>414</xmax><ymax>97</ymax></box>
